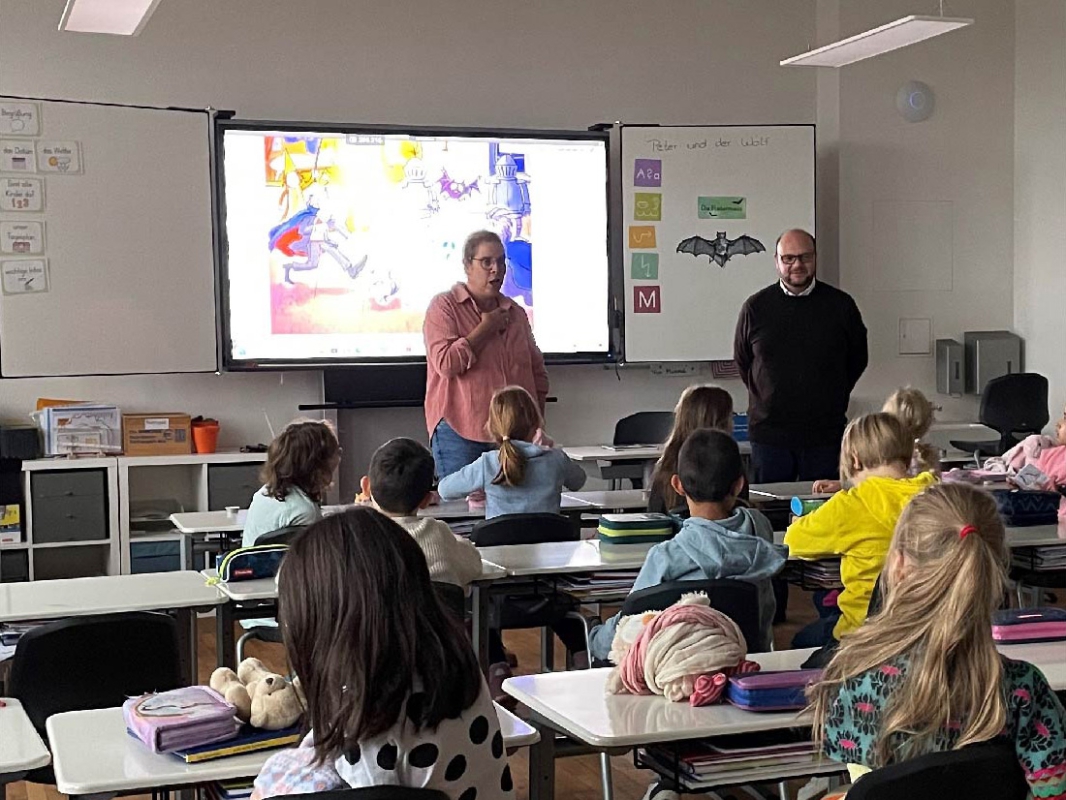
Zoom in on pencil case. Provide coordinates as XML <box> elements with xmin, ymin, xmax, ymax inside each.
<box><xmin>725</xmin><ymin>669</ymin><xmax>822</xmax><ymax>711</ymax></box>
<box><xmin>991</xmin><ymin>607</ymin><xmax>1066</xmax><ymax>644</ymax></box>
<box><xmin>990</xmin><ymin>489</ymin><xmax>1061</xmax><ymax>526</ymax></box>
<box><xmin>213</xmin><ymin>544</ymin><xmax>288</xmax><ymax>582</ymax></box>
<box><xmin>598</xmin><ymin>513</ymin><xmax>675</xmax><ymax>545</ymax></box>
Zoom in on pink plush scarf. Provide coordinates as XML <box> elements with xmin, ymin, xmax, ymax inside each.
<box><xmin>612</xmin><ymin>601</ymin><xmax>759</xmax><ymax>706</ymax></box>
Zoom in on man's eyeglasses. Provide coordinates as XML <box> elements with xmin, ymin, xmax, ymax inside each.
<box><xmin>778</xmin><ymin>252</ymin><xmax>815</xmax><ymax>266</ymax></box>
<box><xmin>471</xmin><ymin>256</ymin><xmax>507</xmax><ymax>271</ymax></box>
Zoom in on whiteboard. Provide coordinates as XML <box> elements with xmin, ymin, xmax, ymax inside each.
<box><xmin>620</xmin><ymin>125</ymin><xmax>815</xmax><ymax>362</ymax></box>
<box><xmin>0</xmin><ymin>98</ymin><xmax>217</xmax><ymax>376</ymax></box>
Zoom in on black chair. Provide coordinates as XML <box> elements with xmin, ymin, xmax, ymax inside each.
<box><xmin>432</xmin><ymin>580</ymin><xmax>467</xmax><ymax>624</ymax></box>
<box><xmin>471</xmin><ymin>512</ymin><xmax>577</xmax><ymax>546</ymax></box>
<box><xmin>601</xmin><ymin>411</ymin><xmax>675</xmax><ymax>489</ymax></box>
<box><xmin>846</xmin><ymin>741</ymin><xmax>1028</xmax><ymax>800</ymax></box>
<box><xmin>950</xmin><ymin>373</ymin><xmax>1049</xmax><ymax>458</ymax></box>
<box><xmin>10</xmin><ymin>611</ymin><xmax>182</xmax><ymax>784</ymax></box>
<box><xmin>613</xmin><ymin>578</ymin><xmax>764</xmax><ymax>653</ymax></box>
<box><xmin>265</xmin><ymin>789</ymin><xmax>449</xmax><ymax>800</ymax></box>
<box><xmin>235</xmin><ymin>524</ymin><xmax>306</xmax><ymax>661</ymax></box>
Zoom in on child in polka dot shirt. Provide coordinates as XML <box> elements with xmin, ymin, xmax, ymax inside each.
<box><xmin>251</xmin><ymin>508</ymin><xmax>514</xmax><ymax>800</ymax></box>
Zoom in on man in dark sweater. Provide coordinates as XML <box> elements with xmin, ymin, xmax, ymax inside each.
<box><xmin>733</xmin><ymin>229</ymin><xmax>868</xmax><ymax>483</ymax></box>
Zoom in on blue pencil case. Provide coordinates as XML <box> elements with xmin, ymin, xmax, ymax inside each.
<box><xmin>725</xmin><ymin>669</ymin><xmax>822</xmax><ymax>712</ymax></box>
<box><xmin>213</xmin><ymin>544</ymin><xmax>288</xmax><ymax>582</ymax></box>
<box><xmin>990</xmin><ymin>489</ymin><xmax>1061</xmax><ymax>526</ymax></box>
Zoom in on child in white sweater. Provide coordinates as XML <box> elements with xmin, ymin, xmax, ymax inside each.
<box><xmin>361</xmin><ymin>437</ymin><xmax>482</xmax><ymax>589</ymax></box>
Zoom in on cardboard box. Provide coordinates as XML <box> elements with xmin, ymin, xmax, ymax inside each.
<box><xmin>122</xmin><ymin>413</ymin><xmax>192</xmax><ymax>456</ymax></box>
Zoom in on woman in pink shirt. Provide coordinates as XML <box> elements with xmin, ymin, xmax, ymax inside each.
<box><xmin>423</xmin><ymin>230</ymin><xmax>549</xmax><ymax>477</ymax></box>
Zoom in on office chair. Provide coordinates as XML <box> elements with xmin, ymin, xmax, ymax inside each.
<box><xmin>583</xmin><ymin>579</ymin><xmax>764</xmax><ymax>800</ymax></box>
<box><xmin>235</xmin><ymin>524</ymin><xmax>304</xmax><ymax>661</ymax></box>
<box><xmin>264</xmin><ymin>789</ymin><xmax>449</xmax><ymax>800</ymax></box>
<box><xmin>950</xmin><ymin>373</ymin><xmax>1049</xmax><ymax>458</ymax></box>
<box><xmin>846</xmin><ymin>741</ymin><xmax>1028</xmax><ymax>800</ymax></box>
<box><xmin>472</xmin><ymin>513</ymin><xmax>580</xmax><ymax>671</ymax></box>
<box><xmin>600</xmin><ymin>411</ymin><xmax>675</xmax><ymax>489</ymax></box>
<box><xmin>9</xmin><ymin>611</ymin><xmax>183</xmax><ymax>785</ymax></box>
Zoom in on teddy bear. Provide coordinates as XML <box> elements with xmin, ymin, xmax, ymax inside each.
<box><xmin>209</xmin><ymin>657</ymin><xmax>303</xmax><ymax>730</ymax></box>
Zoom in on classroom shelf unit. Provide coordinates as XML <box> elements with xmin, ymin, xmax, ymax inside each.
<box><xmin>0</xmin><ymin>452</ymin><xmax>265</xmax><ymax>582</ymax></box>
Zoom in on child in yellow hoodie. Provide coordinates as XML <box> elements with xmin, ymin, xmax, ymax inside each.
<box><xmin>784</xmin><ymin>412</ymin><xmax>936</xmax><ymax>649</ymax></box>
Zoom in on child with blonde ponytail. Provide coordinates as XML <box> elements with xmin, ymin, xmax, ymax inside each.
<box><xmin>438</xmin><ymin>385</ymin><xmax>586</xmax><ymax>518</ymax></box>
<box><xmin>810</xmin><ymin>483</ymin><xmax>1066</xmax><ymax>797</ymax></box>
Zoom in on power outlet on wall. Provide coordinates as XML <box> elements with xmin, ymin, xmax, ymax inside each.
<box><xmin>650</xmin><ymin>362</ymin><xmax>701</xmax><ymax>376</ymax></box>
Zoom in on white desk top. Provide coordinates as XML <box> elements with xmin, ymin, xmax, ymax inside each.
<box><xmin>564</xmin><ymin>442</ymin><xmax>751</xmax><ymax>462</ymax></box>
<box><xmin>749</xmin><ymin>482</ymin><xmax>828</xmax><ymax>501</ymax></box>
<box><xmin>46</xmin><ymin>703</ymin><xmax>536</xmax><ymax>795</ymax></box>
<box><xmin>504</xmin><ymin>642</ymin><xmax>1066</xmax><ymax>749</ymax></box>
<box><xmin>1007</xmin><ymin>523</ymin><xmax>1066</xmax><ymax>548</ymax></box>
<box><xmin>0</xmin><ymin>571</ymin><xmax>225</xmax><ymax>623</ymax></box>
<box><xmin>0</xmin><ymin>698</ymin><xmax>50</xmax><ymax>776</ymax></box>
<box><xmin>422</xmin><ymin>495</ymin><xmax>591</xmax><ymax>520</ymax></box>
<box><xmin>170</xmin><ymin>510</ymin><xmax>247</xmax><ymax>534</ymax></box>
<box><xmin>563</xmin><ymin>489</ymin><xmax>649</xmax><ymax>510</ymax></box>
<box><xmin>478</xmin><ymin>540</ymin><xmax>653</xmax><ymax>577</ymax></box>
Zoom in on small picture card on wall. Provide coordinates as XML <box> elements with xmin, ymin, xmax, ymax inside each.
<box><xmin>1</xmin><ymin>257</ymin><xmax>49</xmax><ymax>294</ymax></box>
<box><xmin>0</xmin><ymin>177</ymin><xmax>44</xmax><ymax>212</ymax></box>
<box><xmin>37</xmin><ymin>141</ymin><xmax>82</xmax><ymax>174</ymax></box>
<box><xmin>0</xmin><ymin>102</ymin><xmax>41</xmax><ymax>137</ymax></box>
<box><xmin>0</xmin><ymin>220</ymin><xmax>45</xmax><ymax>255</ymax></box>
<box><xmin>0</xmin><ymin>140</ymin><xmax>37</xmax><ymax>173</ymax></box>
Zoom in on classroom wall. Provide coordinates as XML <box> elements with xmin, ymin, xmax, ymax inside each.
<box><xmin>0</xmin><ymin>0</ymin><xmax>819</xmax><ymax>493</ymax></box>
<box><xmin>828</xmin><ymin>0</ymin><xmax>1017</xmax><ymax>421</ymax></box>
<box><xmin>1013</xmin><ymin>0</ymin><xmax>1066</xmax><ymax>413</ymax></box>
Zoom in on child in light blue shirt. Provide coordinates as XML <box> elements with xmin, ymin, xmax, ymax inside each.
<box><xmin>588</xmin><ymin>429</ymin><xmax>786</xmax><ymax>660</ymax></box>
<box><xmin>437</xmin><ymin>386</ymin><xmax>585</xmax><ymax>518</ymax></box>
<box><xmin>242</xmin><ymin>419</ymin><xmax>341</xmax><ymax>547</ymax></box>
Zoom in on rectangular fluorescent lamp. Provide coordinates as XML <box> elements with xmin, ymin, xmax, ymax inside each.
<box><xmin>781</xmin><ymin>15</ymin><xmax>973</xmax><ymax>67</ymax></box>
<box><xmin>58</xmin><ymin>0</ymin><xmax>164</xmax><ymax>35</ymax></box>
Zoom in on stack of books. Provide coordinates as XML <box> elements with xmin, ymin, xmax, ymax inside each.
<box><xmin>207</xmin><ymin>779</ymin><xmax>254</xmax><ymax>800</ymax></box>
<box><xmin>556</xmin><ymin>570</ymin><xmax>640</xmax><ymax>600</ymax></box>
<box><xmin>640</xmin><ymin>730</ymin><xmax>825</xmax><ymax>790</ymax></box>
<box><xmin>1012</xmin><ymin>543</ymin><xmax>1066</xmax><ymax>572</ymax></box>
<box><xmin>782</xmin><ymin>558</ymin><xmax>842</xmax><ymax>589</ymax></box>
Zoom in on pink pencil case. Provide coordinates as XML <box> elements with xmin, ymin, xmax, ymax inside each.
<box><xmin>991</xmin><ymin>607</ymin><xmax>1066</xmax><ymax>644</ymax></box>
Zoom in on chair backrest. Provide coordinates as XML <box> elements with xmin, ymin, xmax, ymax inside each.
<box><xmin>613</xmin><ymin>411</ymin><xmax>675</xmax><ymax>446</ymax></box>
<box><xmin>471</xmin><ymin>512</ymin><xmax>578</xmax><ymax>547</ymax></box>
<box><xmin>264</xmin><ymin>789</ymin><xmax>450</xmax><ymax>800</ymax></box>
<box><xmin>256</xmin><ymin>524</ymin><xmax>307</xmax><ymax>546</ymax></box>
<box><xmin>432</xmin><ymin>581</ymin><xmax>466</xmax><ymax>623</ymax></box>
<box><xmin>980</xmin><ymin>373</ymin><xmax>1049</xmax><ymax>448</ymax></box>
<box><xmin>846</xmin><ymin>741</ymin><xmax>1028</xmax><ymax>800</ymax></box>
<box><xmin>620</xmin><ymin>579</ymin><xmax>762</xmax><ymax>653</ymax></box>
<box><xmin>9</xmin><ymin>611</ymin><xmax>182</xmax><ymax>731</ymax></box>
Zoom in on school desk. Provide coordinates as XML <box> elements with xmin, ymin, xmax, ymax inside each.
<box><xmin>45</xmin><ymin>701</ymin><xmax>537</xmax><ymax>799</ymax></box>
<box><xmin>0</xmin><ymin>698</ymin><xmax>50</xmax><ymax>800</ymax></box>
<box><xmin>0</xmin><ymin>572</ymin><xmax>225</xmax><ymax>686</ymax></box>
<box><xmin>504</xmin><ymin>642</ymin><xmax>1066</xmax><ymax>800</ymax></box>
<box><xmin>202</xmin><ymin>564</ymin><xmax>510</xmax><ymax>672</ymax></box>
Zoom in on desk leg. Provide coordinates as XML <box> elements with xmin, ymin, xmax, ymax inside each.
<box><xmin>471</xmin><ymin>582</ymin><xmax>490</xmax><ymax>673</ymax></box>
<box><xmin>175</xmin><ymin>608</ymin><xmax>198</xmax><ymax>685</ymax></box>
<box><xmin>217</xmin><ymin>602</ymin><xmax>236</xmax><ymax>670</ymax></box>
<box><xmin>180</xmin><ymin>533</ymin><xmax>193</xmax><ymax>572</ymax></box>
<box><xmin>527</xmin><ymin>713</ymin><xmax>556</xmax><ymax>800</ymax></box>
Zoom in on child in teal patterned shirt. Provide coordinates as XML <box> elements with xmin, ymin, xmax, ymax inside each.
<box><xmin>808</xmin><ymin>483</ymin><xmax>1066</xmax><ymax>798</ymax></box>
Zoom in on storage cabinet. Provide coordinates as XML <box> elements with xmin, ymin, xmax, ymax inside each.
<box><xmin>30</xmin><ymin>470</ymin><xmax>109</xmax><ymax>543</ymax></box>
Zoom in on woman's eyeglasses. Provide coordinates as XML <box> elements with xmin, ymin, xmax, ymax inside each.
<box><xmin>471</xmin><ymin>256</ymin><xmax>507</xmax><ymax>271</ymax></box>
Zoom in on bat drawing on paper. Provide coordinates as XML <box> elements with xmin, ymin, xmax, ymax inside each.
<box><xmin>676</xmin><ymin>231</ymin><xmax>766</xmax><ymax>267</ymax></box>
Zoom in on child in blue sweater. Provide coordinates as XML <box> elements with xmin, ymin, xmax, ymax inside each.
<box><xmin>437</xmin><ymin>385</ymin><xmax>586</xmax><ymax>517</ymax></box>
<box><xmin>589</xmin><ymin>429</ymin><xmax>786</xmax><ymax>660</ymax></box>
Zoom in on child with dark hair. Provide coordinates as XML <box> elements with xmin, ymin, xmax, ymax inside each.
<box><xmin>251</xmin><ymin>508</ymin><xmax>514</xmax><ymax>800</ymax></box>
<box><xmin>361</xmin><ymin>437</ymin><xmax>482</xmax><ymax>589</ymax></box>
<box><xmin>588</xmin><ymin>429</ymin><xmax>785</xmax><ymax>660</ymax></box>
<box><xmin>242</xmin><ymin>419</ymin><xmax>340</xmax><ymax>546</ymax></box>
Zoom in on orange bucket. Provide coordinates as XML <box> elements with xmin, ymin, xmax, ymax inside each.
<box><xmin>192</xmin><ymin>421</ymin><xmax>220</xmax><ymax>454</ymax></box>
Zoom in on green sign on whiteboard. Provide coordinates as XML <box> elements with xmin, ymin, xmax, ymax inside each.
<box><xmin>698</xmin><ymin>196</ymin><xmax>746</xmax><ymax>219</ymax></box>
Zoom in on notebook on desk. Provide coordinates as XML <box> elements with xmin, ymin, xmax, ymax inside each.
<box><xmin>171</xmin><ymin>722</ymin><xmax>302</xmax><ymax>763</ymax></box>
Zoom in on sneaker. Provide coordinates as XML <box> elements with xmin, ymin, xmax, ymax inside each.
<box><xmin>488</xmin><ymin>661</ymin><xmax>516</xmax><ymax>710</ymax></box>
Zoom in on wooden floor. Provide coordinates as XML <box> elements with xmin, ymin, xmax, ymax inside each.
<box><xmin>5</xmin><ymin>588</ymin><xmax>821</xmax><ymax>800</ymax></box>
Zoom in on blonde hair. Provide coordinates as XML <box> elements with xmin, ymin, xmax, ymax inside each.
<box><xmin>487</xmin><ymin>385</ymin><xmax>542</xmax><ymax>487</ymax></box>
<box><xmin>809</xmin><ymin>483</ymin><xmax>1008</xmax><ymax>766</ymax></box>
<box><xmin>883</xmin><ymin>387</ymin><xmax>939</xmax><ymax>474</ymax></box>
<box><xmin>650</xmin><ymin>386</ymin><xmax>733</xmax><ymax>510</ymax></box>
<box><xmin>839</xmin><ymin>412</ymin><xmax>913</xmax><ymax>483</ymax></box>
